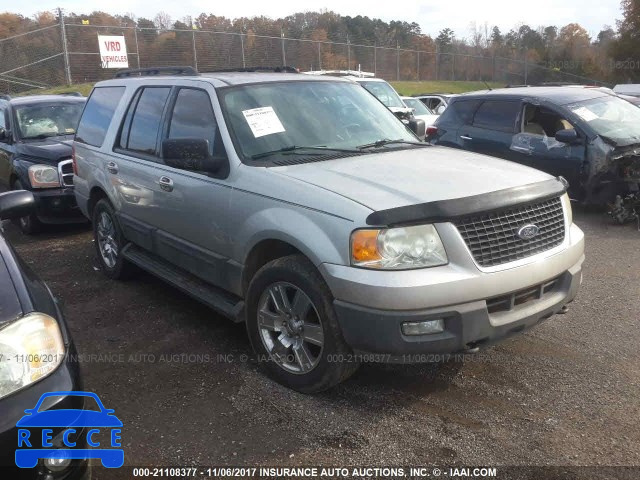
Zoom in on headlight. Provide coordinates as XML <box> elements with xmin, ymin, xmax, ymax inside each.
<box><xmin>351</xmin><ymin>224</ymin><xmax>448</xmax><ymax>269</ymax></box>
<box><xmin>28</xmin><ymin>164</ymin><xmax>60</xmax><ymax>188</ymax></box>
<box><xmin>0</xmin><ymin>313</ymin><xmax>65</xmax><ymax>400</ymax></box>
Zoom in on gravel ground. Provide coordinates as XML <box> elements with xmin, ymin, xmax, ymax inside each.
<box><xmin>4</xmin><ymin>207</ymin><xmax>640</xmax><ymax>472</ymax></box>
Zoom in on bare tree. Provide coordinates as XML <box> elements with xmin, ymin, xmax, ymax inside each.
<box><xmin>154</xmin><ymin>11</ymin><xmax>172</xmax><ymax>31</ymax></box>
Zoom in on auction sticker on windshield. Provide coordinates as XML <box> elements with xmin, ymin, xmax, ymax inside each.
<box><xmin>242</xmin><ymin>107</ymin><xmax>286</xmax><ymax>137</ymax></box>
<box><xmin>571</xmin><ymin>106</ymin><xmax>598</xmax><ymax>122</ymax></box>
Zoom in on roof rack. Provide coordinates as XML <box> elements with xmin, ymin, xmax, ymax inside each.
<box><xmin>114</xmin><ymin>66</ymin><xmax>199</xmax><ymax>78</ymax></box>
<box><xmin>208</xmin><ymin>66</ymin><xmax>298</xmax><ymax>73</ymax></box>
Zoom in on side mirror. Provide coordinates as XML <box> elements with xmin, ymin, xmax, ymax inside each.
<box><xmin>0</xmin><ymin>190</ymin><xmax>35</xmax><ymax>220</ymax></box>
<box><xmin>0</xmin><ymin>127</ymin><xmax>8</xmax><ymax>142</ymax></box>
<box><xmin>555</xmin><ymin>129</ymin><xmax>581</xmax><ymax>144</ymax></box>
<box><xmin>408</xmin><ymin>118</ymin><xmax>426</xmax><ymax>140</ymax></box>
<box><xmin>162</xmin><ymin>138</ymin><xmax>224</xmax><ymax>174</ymax></box>
<box><xmin>436</xmin><ymin>105</ymin><xmax>446</xmax><ymax>115</ymax></box>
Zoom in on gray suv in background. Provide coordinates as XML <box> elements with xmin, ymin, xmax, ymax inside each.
<box><xmin>73</xmin><ymin>67</ymin><xmax>585</xmax><ymax>392</ymax></box>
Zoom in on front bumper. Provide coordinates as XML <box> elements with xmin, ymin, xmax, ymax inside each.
<box><xmin>32</xmin><ymin>188</ymin><xmax>86</xmax><ymax>225</ymax></box>
<box><xmin>321</xmin><ymin>222</ymin><xmax>585</xmax><ymax>359</ymax></box>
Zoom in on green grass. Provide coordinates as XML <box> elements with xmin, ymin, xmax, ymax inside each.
<box><xmin>391</xmin><ymin>80</ymin><xmax>503</xmax><ymax>96</ymax></box>
<box><xmin>20</xmin><ymin>80</ymin><xmax>497</xmax><ymax>98</ymax></box>
<box><xmin>19</xmin><ymin>83</ymin><xmax>95</xmax><ymax>97</ymax></box>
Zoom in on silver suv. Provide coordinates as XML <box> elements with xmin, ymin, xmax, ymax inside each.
<box><xmin>73</xmin><ymin>67</ymin><xmax>585</xmax><ymax>392</ymax></box>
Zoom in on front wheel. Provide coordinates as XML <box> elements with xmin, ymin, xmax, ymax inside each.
<box><xmin>92</xmin><ymin>199</ymin><xmax>134</xmax><ymax>280</ymax></box>
<box><xmin>246</xmin><ymin>255</ymin><xmax>359</xmax><ymax>393</ymax></box>
<box><xmin>12</xmin><ymin>180</ymin><xmax>42</xmax><ymax>235</ymax></box>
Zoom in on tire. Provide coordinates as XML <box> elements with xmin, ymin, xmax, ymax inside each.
<box><xmin>246</xmin><ymin>254</ymin><xmax>359</xmax><ymax>393</ymax></box>
<box><xmin>92</xmin><ymin>198</ymin><xmax>134</xmax><ymax>280</ymax></box>
<box><xmin>12</xmin><ymin>180</ymin><xmax>42</xmax><ymax>235</ymax></box>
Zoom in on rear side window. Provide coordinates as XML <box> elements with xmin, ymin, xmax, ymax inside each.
<box><xmin>168</xmin><ymin>88</ymin><xmax>217</xmax><ymax>156</ymax></box>
<box><xmin>120</xmin><ymin>87</ymin><xmax>171</xmax><ymax>156</ymax></box>
<box><xmin>437</xmin><ymin>99</ymin><xmax>480</xmax><ymax>125</ymax></box>
<box><xmin>76</xmin><ymin>87</ymin><xmax>125</xmax><ymax>147</ymax></box>
<box><xmin>472</xmin><ymin>100</ymin><xmax>520</xmax><ymax>133</ymax></box>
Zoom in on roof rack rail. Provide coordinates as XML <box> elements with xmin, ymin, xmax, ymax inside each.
<box><xmin>208</xmin><ymin>66</ymin><xmax>298</xmax><ymax>73</ymax></box>
<box><xmin>0</xmin><ymin>94</ymin><xmax>11</xmax><ymax>101</ymax></box>
<box><xmin>114</xmin><ymin>66</ymin><xmax>199</xmax><ymax>78</ymax></box>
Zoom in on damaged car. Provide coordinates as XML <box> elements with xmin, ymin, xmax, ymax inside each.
<box><xmin>427</xmin><ymin>86</ymin><xmax>640</xmax><ymax>212</ymax></box>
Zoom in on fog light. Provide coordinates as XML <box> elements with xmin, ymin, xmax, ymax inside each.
<box><xmin>401</xmin><ymin>319</ymin><xmax>444</xmax><ymax>336</ymax></box>
<box><xmin>45</xmin><ymin>456</ymin><xmax>71</xmax><ymax>472</ymax></box>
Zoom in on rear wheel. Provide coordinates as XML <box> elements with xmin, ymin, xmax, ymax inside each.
<box><xmin>12</xmin><ymin>180</ymin><xmax>42</xmax><ymax>235</ymax></box>
<box><xmin>92</xmin><ymin>198</ymin><xmax>134</xmax><ymax>279</ymax></box>
<box><xmin>246</xmin><ymin>254</ymin><xmax>359</xmax><ymax>393</ymax></box>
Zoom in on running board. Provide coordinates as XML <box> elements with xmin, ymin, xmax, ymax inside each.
<box><xmin>122</xmin><ymin>244</ymin><xmax>245</xmax><ymax>323</ymax></box>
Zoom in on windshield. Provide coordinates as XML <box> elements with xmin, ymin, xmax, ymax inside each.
<box><xmin>15</xmin><ymin>102</ymin><xmax>84</xmax><ymax>140</ymax></box>
<box><xmin>567</xmin><ymin>96</ymin><xmax>640</xmax><ymax>145</ymax></box>
<box><xmin>358</xmin><ymin>81</ymin><xmax>406</xmax><ymax>109</ymax></box>
<box><xmin>402</xmin><ymin>98</ymin><xmax>433</xmax><ymax>116</ymax></box>
<box><xmin>219</xmin><ymin>80</ymin><xmax>417</xmax><ymax>161</ymax></box>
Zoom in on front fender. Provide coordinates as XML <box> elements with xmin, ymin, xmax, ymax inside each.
<box><xmin>11</xmin><ymin>157</ymin><xmax>36</xmax><ymax>188</ymax></box>
<box><xmin>235</xmin><ymin>206</ymin><xmax>352</xmax><ymax>268</ymax></box>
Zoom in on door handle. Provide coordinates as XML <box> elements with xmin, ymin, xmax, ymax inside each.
<box><xmin>460</xmin><ymin>135</ymin><xmax>473</xmax><ymax>141</ymax></box>
<box><xmin>158</xmin><ymin>176</ymin><xmax>174</xmax><ymax>192</ymax></box>
<box><xmin>106</xmin><ymin>161</ymin><xmax>118</xmax><ymax>174</ymax></box>
<box><xmin>512</xmin><ymin>145</ymin><xmax>533</xmax><ymax>154</ymax></box>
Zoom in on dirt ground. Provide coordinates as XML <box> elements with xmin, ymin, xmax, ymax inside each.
<box><xmin>4</xmin><ymin>207</ymin><xmax>640</xmax><ymax>473</ymax></box>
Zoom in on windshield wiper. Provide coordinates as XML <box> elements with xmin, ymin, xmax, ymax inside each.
<box><xmin>251</xmin><ymin>145</ymin><xmax>360</xmax><ymax>160</ymax></box>
<box><xmin>356</xmin><ymin>139</ymin><xmax>428</xmax><ymax>150</ymax></box>
<box><xmin>22</xmin><ymin>132</ymin><xmax>67</xmax><ymax>140</ymax></box>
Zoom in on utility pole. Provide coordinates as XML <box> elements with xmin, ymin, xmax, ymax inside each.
<box><xmin>451</xmin><ymin>53</ymin><xmax>455</xmax><ymax>81</ymax></box>
<box><xmin>318</xmin><ymin>42</ymin><xmax>322</xmax><ymax>70</ymax></box>
<box><xmin>58</xmin><ymin>7</ymin><xmax>72</xmax><ymax>85</ymax></box>
<box><xmin>240</xmin><ymin>34</ymin><xmax>246</xmax><ymax>68</ymax></box>
<box><xmin>347</xmin><ymin>34</ymin><xmax>351</xmax><ymax>71</ymax></box>
<box><xmin>281</xmin><ymin>28</ymin><xmax>286</xmax><ymax>66</ymax></box>
<box><xmin>373</xmin><ymin>44</ymin><xmax>377</xmax><ymax>77</ymax></box>
<box><xmin>240</xmin><ymin>21</ymin><xmax>246</xmax><ymax>68</ymax></box>
<box><xmin>396</xmin><ymin>42</ymin><xmax>400</xmax><ymax>81</ymax></box>
<box><xmin>192</xmin><ymin>30</ymin><xmax>198</xmax><ymax>71</ymax></box>
<box><xmin>133</xmin><ymin>26</ymin><xmax>140</xmax><ymax>68</ymax></box>
<box><xmin>435</xmin><ymin>44</ymin><xmax>439</xmax><ymax>80</ymax></box>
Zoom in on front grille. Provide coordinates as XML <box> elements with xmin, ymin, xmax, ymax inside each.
<box><xmin>486</xmin><ymin>277</ymin><xmax>560</xmax><ymax>314</ymax></box>
<box><xmin>455</xmin><ymin>197</ymin><xmax>565</xmax><ymax>267</ymax></box>
<box><xmin>58</xmin><ymin>159</ymin><xmax>74</xmax><ymax>187</ymax></box>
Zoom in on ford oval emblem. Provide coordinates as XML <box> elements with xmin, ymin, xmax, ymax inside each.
<box><xmin>517</xmin><ymin>224</ymin><xmax>540</xmax><ymax>240</ymax></box>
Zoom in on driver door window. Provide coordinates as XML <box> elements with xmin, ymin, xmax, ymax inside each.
<box><xmin>520</xmin><ymin>104</ymin><xmax>575</xmax><ymax>138</ymax></box>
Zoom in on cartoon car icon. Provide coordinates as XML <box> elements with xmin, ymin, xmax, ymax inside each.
<box><xmin>15</xmin><ymin>391</ymin><xmax>124</xmax><ymax>468</ymax></box>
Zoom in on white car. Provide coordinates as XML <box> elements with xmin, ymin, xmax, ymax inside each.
<box><xmin>401</xmin><ymin>97</ymin><xmax>439</xmax><ymax>127</ymax></box>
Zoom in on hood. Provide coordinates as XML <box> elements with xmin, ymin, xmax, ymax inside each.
<box><xmin>272</xmin><ymin>146</ymin><xmax>552</xmax><ymax>212</ymax></box>
<box><xmin>413</xmin><ymin>113</ymin><xmax>439</xmax><ymax>126</ymax></box>
<box><xmin>15</xmin><ymin>137</ymin><xmax>73</xmax><ymax>165</ymax></box>
<box><xmin>389</xmin><ymin>106</ymin><xmax>413</xmax><ymax>115</ymax></box>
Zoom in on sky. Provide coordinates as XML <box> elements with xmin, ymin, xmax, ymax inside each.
<box><xmin>14</xmin><ymin>0</ymin><xmax>623</xmax><ymax>39</ymax></box>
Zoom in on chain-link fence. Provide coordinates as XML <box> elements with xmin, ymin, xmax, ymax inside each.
<box><xmin>0</xmin><ymin>13</ymin><xmax>609</xmax><ymax>95</ymax></box>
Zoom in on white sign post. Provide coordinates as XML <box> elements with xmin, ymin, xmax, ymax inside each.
<box><xmin>98</xmin><ymin>35</ymin><xmax>129</xmax><ymax>69</ymax></box>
